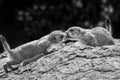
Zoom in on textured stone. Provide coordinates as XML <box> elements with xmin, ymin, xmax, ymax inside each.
<box><xmin>1</xmin><ymin>40</ymin><xmax>120</xmax><ymax>80</ymax></box>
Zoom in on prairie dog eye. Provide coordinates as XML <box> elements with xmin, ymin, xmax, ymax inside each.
<box><xmin>69</xmin><ymin>29</ymin><xmax>74</xmax><ymax>32</ymax></box>
<box><xmin>53</xmin><ymin>36</ymin><xmax>57</xmax><ymax>40</ymax></box>
<box><xmin>60</xmin><ymin>35</ymin><xmax>64</xmax><ymax>39</ymax></box>
<box><xmin>77</xmin><ymin>29</ymin><xmax>81</xmax><ymax>33</ymax></box>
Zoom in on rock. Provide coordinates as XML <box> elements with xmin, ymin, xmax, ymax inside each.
<box><xmin>1</xmin><ymin>41</ymin><xmax>120</xmax><ymax>80</ymax></box>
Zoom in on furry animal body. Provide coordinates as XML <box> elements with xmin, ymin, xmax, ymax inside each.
<box><xmin>65</xmin><ymin>26</ymin><xmax>115</xmax><ymax>46</ymax></box>
<box><xmin>0</xmin><ymin>30</ymin><xmax>66</xmax><ymax>73</ymax></box>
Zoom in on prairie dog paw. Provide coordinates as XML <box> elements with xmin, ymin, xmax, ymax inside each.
<box><xmin>21</xmin><ymin>61</ymin><xmax>29</xmax><ymax>66</ymax></box>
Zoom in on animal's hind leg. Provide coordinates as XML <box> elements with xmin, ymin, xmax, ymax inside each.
<box><xmin>3</xmin><ymin>64</ymin><xmax>9</xmax><ymax>73</ymax></box>
<box><xmin>4</xmin><ymin>61</ymin><xmax>18</xmax><ymax>73</ymax></box>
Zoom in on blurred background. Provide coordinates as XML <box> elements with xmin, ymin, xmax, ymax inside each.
<box><xmin>0</xmin><ymin>0</ymin><xmax>120</xmax><ymax>52</ymax></box>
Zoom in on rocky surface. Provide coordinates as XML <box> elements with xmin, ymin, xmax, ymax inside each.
<box><xmin>0</xmin><ymin>40</ymin><xmax>120</xmax><ymax>80</ymax></box>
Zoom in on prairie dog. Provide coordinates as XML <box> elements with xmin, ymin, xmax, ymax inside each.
<box><xmin>65</xmin><ymin>26</ymin><xmax>115</xmax><ymax>46</ymax></box>
<box><xmin>0</xmin><ymin>30</ymin><xmax>66</xmax><ymax>73</ymax></box>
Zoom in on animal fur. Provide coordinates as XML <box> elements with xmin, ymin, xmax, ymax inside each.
<box><xmin>0</xmin><ymin>30</ymin><xmax>66</xmax><ymax>73</ymax></box>
<box><xmin>65</xmin><ymin>26</ymin><xmax>115</xmax><ymax>46</ymax></box>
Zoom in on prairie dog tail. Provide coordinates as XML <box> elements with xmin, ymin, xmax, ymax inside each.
<box><xmin>104</xmin><ymin>16</ymin><xmax>112</xmax><ymax>35</ymax></box>
<box><xmin>0</xmin><ymin>35</ymin><xmax>11</xmax><ymax>53</ymax></box>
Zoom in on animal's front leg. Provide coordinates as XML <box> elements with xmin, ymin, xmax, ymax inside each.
<box><xmin>21</xmin><ymin>59</ymin><xmax>30</xmax><ymax>66</ymax></box>
<box><xmin>62</xmin><ymin>38</ymin><xmax>79</xmax><ymax>44</ymax></box>
<box><xmin>85</xmin><ymin>32</ymin><xmax>98</xmax><ymax>46</ymax></box>
<box><xmin>21</xmin><ymin>53</ymin><xmax>44</xmax><ymax>66</ymax></box>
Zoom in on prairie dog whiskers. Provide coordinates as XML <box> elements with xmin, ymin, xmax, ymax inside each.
<box><xmin>0</xmin><ymin>30</ymin><xmax>66</xmax><ymax>73</ymax></box>
<box><xmin>65</xmin><ymin>26</ymin><xmax>115</xmax><ymax>46</ymax></box>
